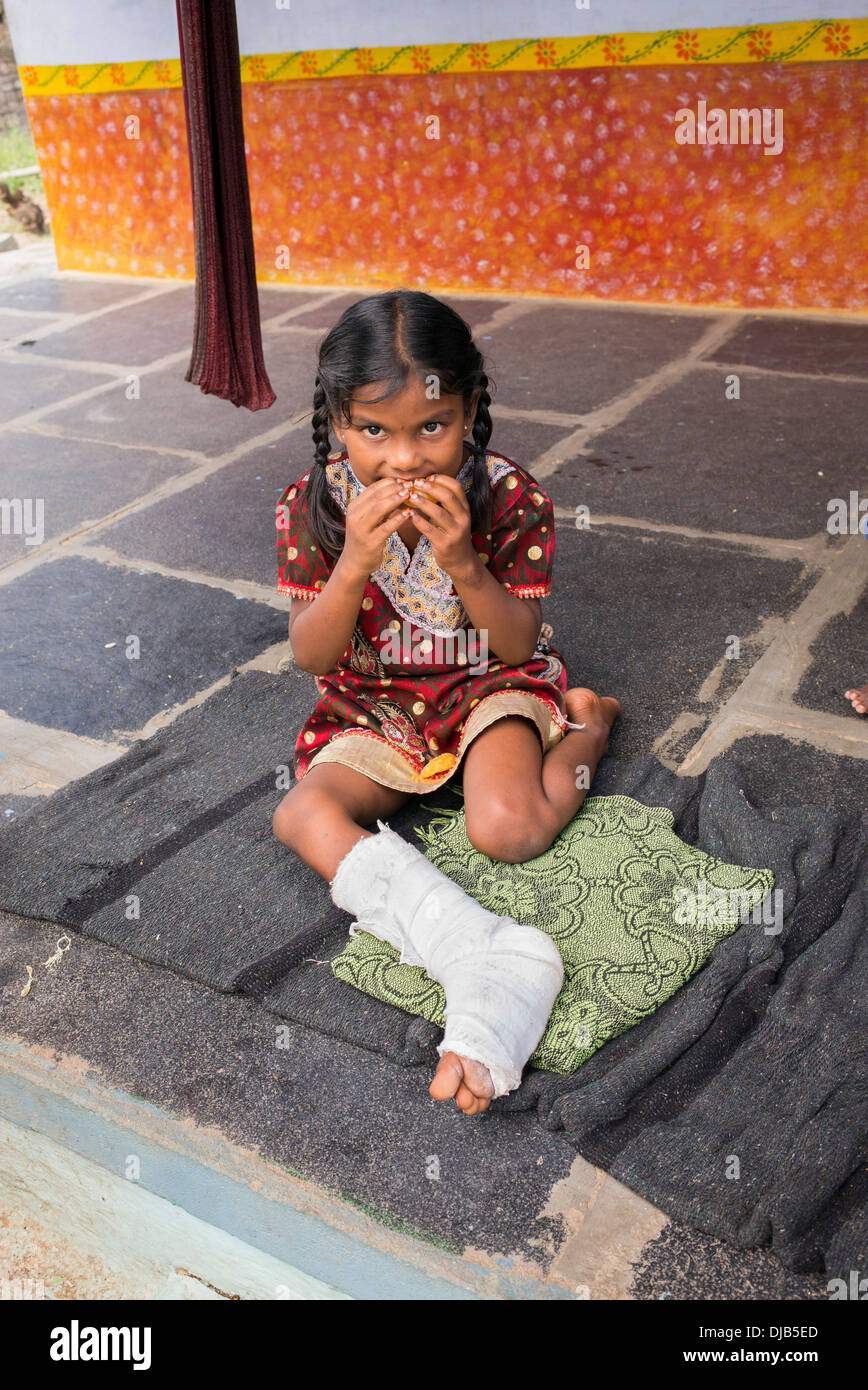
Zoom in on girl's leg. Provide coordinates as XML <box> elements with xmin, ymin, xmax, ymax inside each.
<box><xmin>427</xmin><ymin>688</ymin><xmax>620</xmax><ymax>1113</ymax></box>
<box><xmin>274</xmin><ymin>760</ymin><xmax>562</xmax><ymax>1119</ymax></box>
<box><xmin>272</xmin><ymin>763</ymin><xmax>411</xmax><ymax>880</ymax></box>
<box><xmin>460</xmin><ymin>687</ymin><xmax>622</xmax><ymax>864</ymax></box>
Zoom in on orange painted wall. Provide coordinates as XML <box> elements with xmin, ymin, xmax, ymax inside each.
<box><xmin>26</xmin><ymin>60</ymin><xmax>867</xmax><ymax>309</ymax></box>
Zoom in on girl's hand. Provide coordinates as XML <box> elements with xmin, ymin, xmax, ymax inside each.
<box><xmin>342</xmin><ymin>479</ymin><xmax>411</xmax><ymax>578</ymax></box>
<box><xmin>404</xmin><ymin>475</ymin><xmax>480</xmax><ymax>583</ymax></box>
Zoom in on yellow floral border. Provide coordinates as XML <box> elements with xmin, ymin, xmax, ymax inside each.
<box><xmin>18</xmin><ymin>20</ymin><xmax>867</xmax><ymax>96</ymax></box>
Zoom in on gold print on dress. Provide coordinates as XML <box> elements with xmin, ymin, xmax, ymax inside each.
<box><xmin>348</xmin><ymin>626</ymin><xmax>388</xmax><ymax>676</ymax></box>
<box><xmin>369</xmin><ymin>698</ymin><xmax>429</xmax><ymax>757</ymax></box>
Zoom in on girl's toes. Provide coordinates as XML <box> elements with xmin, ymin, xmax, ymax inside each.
<box><xmin>430</xmin><ymin>1052</ymin><xmax>493</xmax><ymax>1112</ymax></box>
<box><xmin>455</xmin><ymin>1081</ymin><xmax>481</xmax><ymax>1113</ymax></box>
<box><xmin>430</xmin><ymin>1053</ymin><xmax>495</xmax><ymax>1113</ymax></box>
<box><xmin>461</xmin><ymin>1056</ymin><xmax>495</xmax><ymax>1099</ymax></box>
<box><xmin>429</xmin><ymin>1053</ymin><xmax>463</xmax><ymax>1101</ymax></box>
<box><xmin>457</xmin><ymin>1059</ymin><xmax>493</xmax><ymax>1113</ymax></box>
<box><xmin>456</xmin><ymin>1086</ymin><xmax>491</xmax><ymax>1116</ymax></box>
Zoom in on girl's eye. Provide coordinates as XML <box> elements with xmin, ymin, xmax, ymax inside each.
<box><xmin>361</xmin><ymin>422</ymin><xmax>443</xmax><ymax>438</ymax></box>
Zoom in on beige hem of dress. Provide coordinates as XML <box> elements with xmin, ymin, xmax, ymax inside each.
<box><xmin>302</xmin><ymin>689</ymin><xmax>568</xmax><ymax>794</ymax></box>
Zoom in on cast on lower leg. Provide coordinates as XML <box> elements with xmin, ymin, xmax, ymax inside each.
<box><xmin>329</xmin><ymin>821</ymin><xmax>564</xmax><ymax>1098</ymax></box>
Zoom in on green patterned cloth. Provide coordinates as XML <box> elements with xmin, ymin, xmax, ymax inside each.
<box><xmin>330</xmin><ymin>794</ymin><xmax>776</xmax><ymax>1075</ymax></box>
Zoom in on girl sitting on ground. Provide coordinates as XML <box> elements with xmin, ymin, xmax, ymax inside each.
<box><xmin>272</xmin><ymin>288</ymin><xmax>621</xmax><ymax>1115</ymax></box>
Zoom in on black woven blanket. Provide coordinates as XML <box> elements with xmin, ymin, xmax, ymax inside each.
<box><xmin>0</xmin><ymin>668</ymin><xmax>864</xmax><ymax>1279</ymax></box>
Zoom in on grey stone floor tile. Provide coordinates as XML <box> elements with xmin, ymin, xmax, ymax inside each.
<box><xmin>0</xmin><ymin>310</ymin><xmax>65</xmax><ymax>346</ymax></box>
<box><xmin>793</xmin><ymin>584</ymin><xmax>868</xmax><ymax>721</ymax></box>
<box><xmin>40</xmin><ymin>330</ymin><xmax>319</xmax><ymax>456</ymax></box>
<box><xmin>0</xmin><ymin>556</ymin><xmax>285</xmax><ymax>740</ymax></box>
<box><xmin>488</xmin><ymin>416</ymin><xmax>576</xmax><ymax>471</ymax></box>
<box><xmin>0</xmin><ymin>276</ymin><xmax>153</xmax><ymax>314</ymax></box>
<box><xmin>98</xmin><ymin>448</ymin><xmax>297</xmax><ymax>587</ymax></box>
<box><xmin>482</xmin><ymin>304</ymin><xmax>717</xmax><ymax>413</ymax></box>
<box><xmin>708</xmin><ymin>316</ymin><xmax>868</xmax><ymax>378</ymax></box>
<box><xmin>546</xmin><ymin>525</ymin><xmax>812</xmax><ymax>760</ymax></box>
<box><xmin>11</xmin><ymin>287</ymin><xmax>197</xmax><ymax>366</ymax></box>
<box><xmin>0</xmin><ymin>356</ymin><xmax>116</xmax><ymax>425</ymax></box>
<box><xmin>256</xmin><ymin>286</ymin><xmax>329</xmax><ymax>320</ymax></box>
<box><xmin>545</xmin><ymin>369</ymin><xmax>866</xmax><ymax>539</ymax></box>
<box><xmin>439</xmin><ymin>294</ymin><xmax>513</xmax><ymax>333</ymax></box>
<box><xmin>266</xmin><ymin>290</ymin><xmax>382</xmax><ymax>333</ymax></box>
<box><xmin>9</xmin><ymin>284</ymin><xmax>322</xmax><ymax>368</ymax></box>
<box><xmin>0</xmin><ymin>430</ymin><xmax>197</xmax><ymax>565</ymax></box>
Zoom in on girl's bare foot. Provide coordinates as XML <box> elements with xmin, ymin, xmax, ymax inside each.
<box><xmin>429</xmin><ymin>1052</ymin><xmax>495</xmax><ymax>1115</ymax></box>
<box><xmin>845</xmin><ymin>684</ymin><xmax>868</xmax><ymax>715</ymax></box>
<box><xmin>565</xmin><ymin>686</ymin><xmax>622</xmax><ymax>747</ymax></box>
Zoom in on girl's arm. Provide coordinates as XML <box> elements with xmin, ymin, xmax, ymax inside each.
<box><xmin>288</xmin><ymin>479</ymin><xmax>410</xmax><ymax>675</ymax></box>
<box><xmin>287</xmin><ymin>559</ymin><xmax>367</xmax><ymax>675</ymax></box>
<box><xmin>450</xmin><ymin>560</ymin><xmax>542</xmax><ymax>667</ymax></box>
<box><xmin>289</xmin><ymin>553</ymin><xmax>541</xmax><ymax>674</ymax></box>
<box><xmin>406</xmin><ymin>476</ymin><xmax>543</xmax><ymax>667</ymax></box>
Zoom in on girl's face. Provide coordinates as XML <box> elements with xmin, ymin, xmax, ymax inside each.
<box><xmin>331</xmin><ymin>376</ymin><xmax>480</xmax><ymax>488</ymax></box>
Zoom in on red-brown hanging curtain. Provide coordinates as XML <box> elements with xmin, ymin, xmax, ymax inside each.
<box><xmin>175</xmin><ymin>0</ymin><xmax>275</xmax><ymax>410</ymax></box>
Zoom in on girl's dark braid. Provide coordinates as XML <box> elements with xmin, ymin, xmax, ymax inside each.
<box><xmin>311</xmin><ymin>375</ymin><xmax>332</xmax><ymax>472</ymax></box>
<box><xmin>305</xmin><ymin>375</ymin><xmax>347</xmax><ymax>561</ymax></box>
<box><xmin>467</xmin><ymin>372</ymin><xmax>494</xmax><ymax>538</ymax></box>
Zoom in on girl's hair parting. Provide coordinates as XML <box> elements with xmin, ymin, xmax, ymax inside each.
<box><xmin>305</xmin><ymin>288</ymin><xmax>495</xmax><ymax>561</ymax></box>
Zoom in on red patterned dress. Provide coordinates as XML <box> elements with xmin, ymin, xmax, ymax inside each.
<box><xmin>276</xmin><ymin>443</ymin><xmax>570</xmax><ymax>793</ymax></box>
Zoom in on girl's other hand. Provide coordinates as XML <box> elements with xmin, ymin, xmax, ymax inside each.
<box><xmin>341</xmin><ymin>478</ymin><xmax>412</xmax><ymax>578</ymax></box>
<box><xmin>406</xmin><ymin>474</ymin><xmax>480</xmax><ymax>584</ymax></box>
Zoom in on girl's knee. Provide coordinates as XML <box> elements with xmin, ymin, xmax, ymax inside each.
<box><xmin>272</xmin><ymin>783</ymin><xmax>319</xmax><ymax>848</ymax></box>
<box><xmin>466</xmin><ymin>798</ymin><xmax>553</xmax><ymax>864</ymax></box>
<box><xmin>272</xmin><ymin>791</ymin><xmax>297</xmax><ymax>848</ymax></box>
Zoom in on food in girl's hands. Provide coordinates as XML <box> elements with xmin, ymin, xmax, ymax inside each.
<box><xmin>406</xmin><ymin>481</ymin><xmax>435</xmax><ymax>508</ymax></box>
